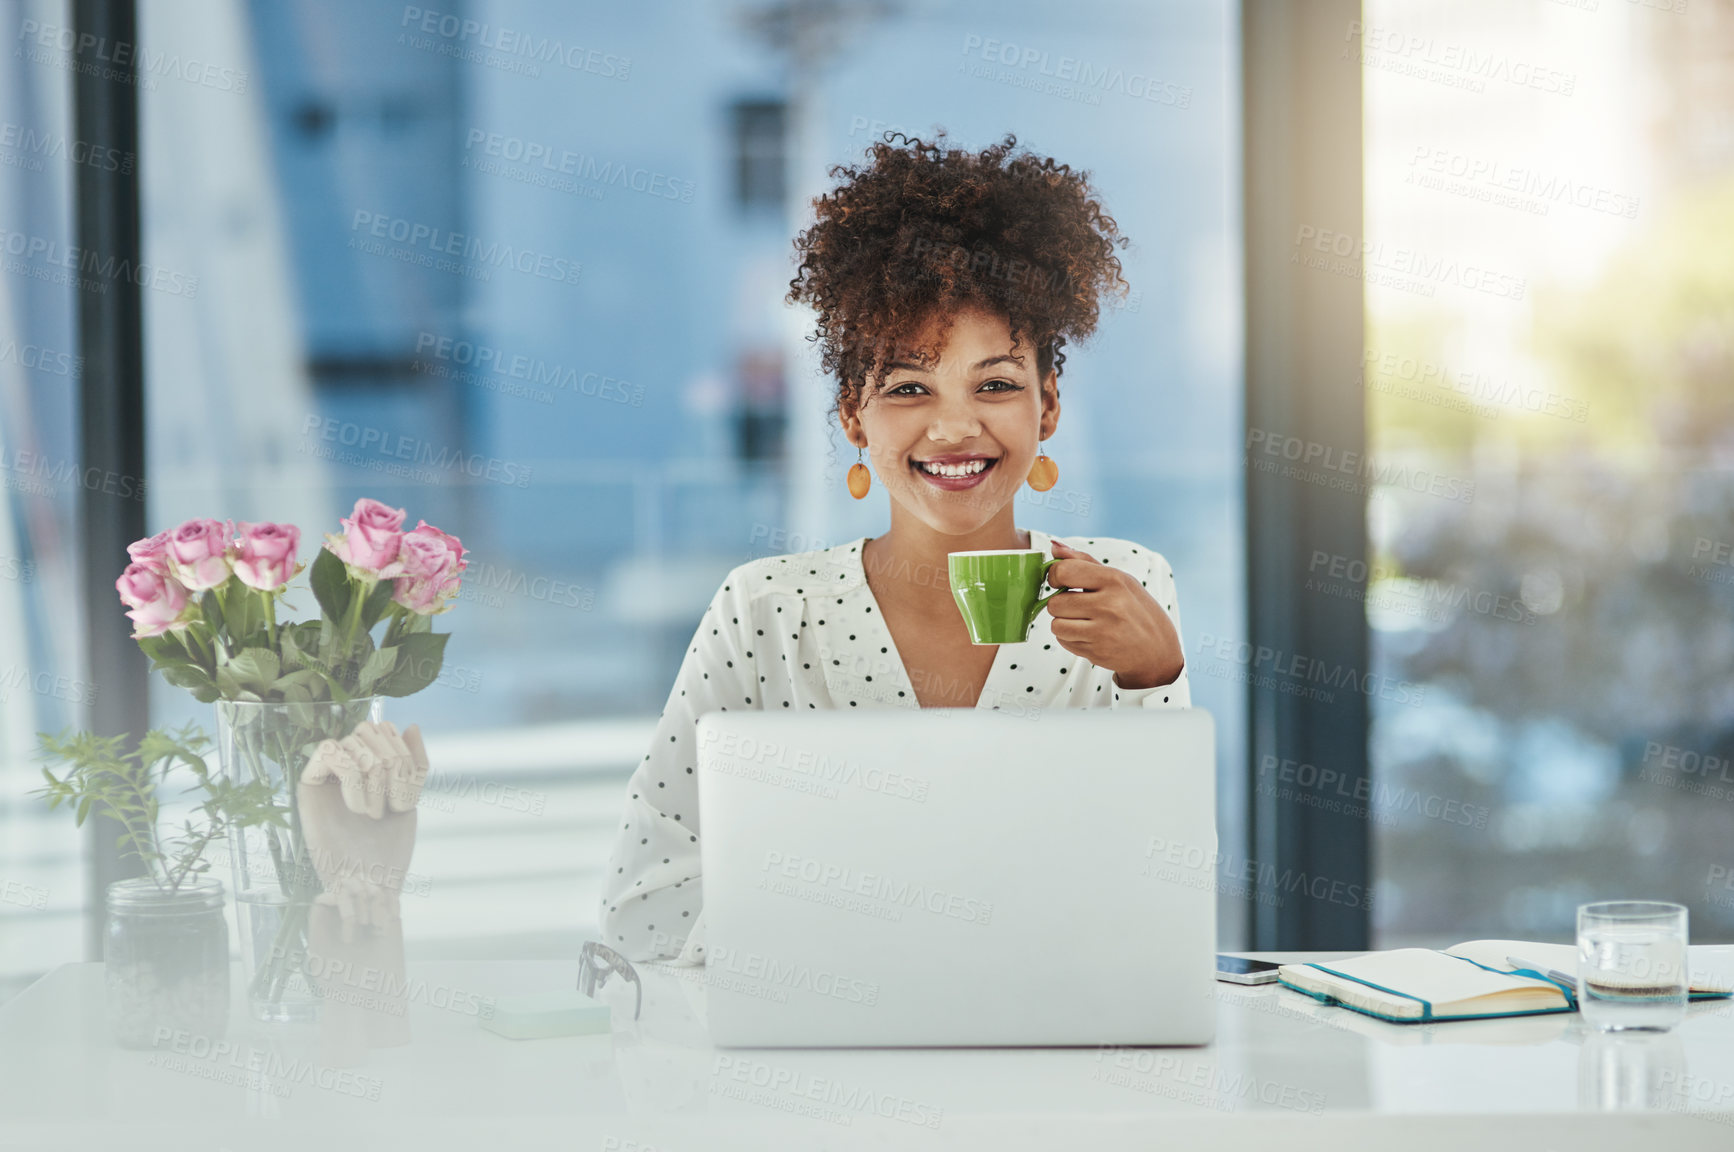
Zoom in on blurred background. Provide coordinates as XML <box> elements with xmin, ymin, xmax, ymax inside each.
<box><xmin>4</xmin><ymin>0</ymin><xmax>1733</xmax><ymax>1004</ymax></box>
<box><xmin>0</xmin><ymin>0</ymin><xmax>1243</xmax><ymax>997</ymax></box>
<box><xmin>1360</xmin><ymin>0</ymin><xmax>1734</xmax><ymax>946</ymax></box>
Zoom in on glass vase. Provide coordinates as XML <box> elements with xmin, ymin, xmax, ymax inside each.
<box><xmin>216</xmin><ymin>696</ymin><xmax>382</xmax><ymax>1023</ymax></box>
<box><xmin>104</xmin><ymin>876</ymin><xmax>230</xmax><ymax>1049</ymax></box>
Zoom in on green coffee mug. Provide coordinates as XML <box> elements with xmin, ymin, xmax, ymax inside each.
<box><xmin>948</xmin><ymin>549</ymin><xmax>1066</xmax><ymax>644</ymax></box>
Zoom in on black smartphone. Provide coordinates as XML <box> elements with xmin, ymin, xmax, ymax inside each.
<box><xmin>1215</xmin><ymin>955</ymin><xmax>1282</xmax><ymax>985</ymax></box>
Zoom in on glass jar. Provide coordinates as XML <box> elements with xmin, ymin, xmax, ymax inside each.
<box><xmin>104</xmin><ymin>876</ymin><xmax>230</xmax><ymax>1049</ymax></box>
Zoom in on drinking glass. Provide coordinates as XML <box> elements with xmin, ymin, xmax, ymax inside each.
<box><xmin>1577</xmin><ymin>901</ymin><xmax>1688</xmax><ymax>1032</ymax></box>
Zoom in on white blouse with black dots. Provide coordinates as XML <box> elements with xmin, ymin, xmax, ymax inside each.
<box><xmin>596</xmin><ymin>527</ymin><xmax>1191</xmax><ymax>963</ymax></box>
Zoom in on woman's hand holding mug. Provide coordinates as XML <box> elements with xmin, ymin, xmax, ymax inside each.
<box><xmin>1044</xmin><ymin>540</ymin><xmax>1184</xmax><ymax>690</ymax></box>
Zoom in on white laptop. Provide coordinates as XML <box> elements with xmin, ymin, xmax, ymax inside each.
<box><xmin>694</xmin><ymin>708</ymin><xmax>1217</xmax><ymax>1047</ymax></box>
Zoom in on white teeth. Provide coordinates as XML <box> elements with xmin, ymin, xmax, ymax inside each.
<box><xmin>917</xmin><ymin>459</ymin><xmax>989</xmax><ymax>478</ymax></box>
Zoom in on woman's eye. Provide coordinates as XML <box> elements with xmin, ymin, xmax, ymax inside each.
<box><xmin>886</xmin><ymin>380</ymin><xmax>1022</xmax><ymax>396</ymax></box>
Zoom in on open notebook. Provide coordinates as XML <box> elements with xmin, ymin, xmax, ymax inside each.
<box><xmin>1278</xmin><ymin>938</ymin><xmax>1734</xmax><ymax>1024</ymax></box>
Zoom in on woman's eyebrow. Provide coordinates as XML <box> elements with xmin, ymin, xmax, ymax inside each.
<box><xmin>885</xmin><ymin>353</ymin><xmax>1024</xmax><ymax>372</ymax></box>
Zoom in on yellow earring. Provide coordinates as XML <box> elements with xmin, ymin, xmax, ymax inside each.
<box><xmin>847</xmin><ymin>445</ymin><xmax>871</xmax><ymax>499</ymax></box>
<box><xmin>1027</xmin><ymin>449</ymin><xmax>1058</xmax><ymax>492</ymax></box>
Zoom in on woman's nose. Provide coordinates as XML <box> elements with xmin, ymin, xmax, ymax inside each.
<box><xmin>927</xmin><ymin>393</ymin><xmax>983</xmax><ymax>443</ymax></box>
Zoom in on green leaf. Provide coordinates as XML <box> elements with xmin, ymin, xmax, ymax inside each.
<box><xmin>280</xmin><ymin>625</ymin><xmax>313</xmax><ymax>673</ymax></box>
<box><xmin>374</xmin><ymin>631</ymin><xmax>449</xmax><ymax>697</ymax></box>
<box><xmin>356</xmin><ymin>646</ymin><xmax>399</xmax><ymax>694</ymax></box>
<box><xmin>310</xmin><ymin>546</ymin><xmax>353</xmax><ymax>624</ymax></box>
<box><xmin>359</xmin><ymin>576</ymin><xmax>396</xmax><ymax>632</ymax></box>
<box><xmin>310</xmin><ymin>665</ymin><xmax>352</xmax><ymax>705</ymax></box>
<box><xmin>225</xmin><ymin>648</ymin><xmax>280</xmax><ymax>694</ymax></box>
<box><xmin>219</xmin><ymin>582</ymin><xmax>252</xmax><ymax>645</ymax></box>
<box><xmin>273</xmin><ymin>667</ymin><xmax>323</xmax><ymax>695</ymax></box>
<box><xmin>398</xmin><ymin>611</ymin><xmax>433</xmax><ymax>635</ymax></box>
<box><xmin>158</xmin><ymin>663</ymin><xmax>217</xmax><ymax>694</ymax></box>
<box><xmin>76</xmin><ymin>795</ymin><xmax>91</xmax><ymax>826</ymax></box>
<box><xmin>199</xmin><ymin>589</ymin><xmax>225</xmax><ymax>637</ymax></box>
<box><xmin>214</xmin><ymin>665</ymin><xmax>245</xmax><ymax>698</ymax></box>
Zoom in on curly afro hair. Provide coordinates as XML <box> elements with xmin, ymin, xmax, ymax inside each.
<box><xmin>786</xmin><ymin>130</ymin><xmax>1131</xmax><ymax>423</ymax></box>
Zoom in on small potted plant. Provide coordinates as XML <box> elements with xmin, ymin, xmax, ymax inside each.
<box><xmin>33</xmin><ymin>724</ymin><xmax>279</xmax><ymax>1048</ymax></box>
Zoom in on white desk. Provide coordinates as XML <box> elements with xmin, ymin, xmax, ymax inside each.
<box><xmin>2</xmin><ymin>953</ymin><xmax>1733</xmax><ymax>1151</ymax></box>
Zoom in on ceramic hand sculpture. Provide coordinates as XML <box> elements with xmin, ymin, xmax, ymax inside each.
<box><xmin>297</xmin><ymin>720</ymin><xmax>429</xmax><ymax>938</ymax></box>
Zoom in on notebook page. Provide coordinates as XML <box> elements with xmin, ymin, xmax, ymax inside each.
<box><xmin>1449</xmin><ymin>939</ymin><xmax>1734</xmax><ymax>993</ymax></box>
<box><xmin>1308</xmin><ymin>948</ymin><xmax>1560</xmax><ymax>1011</ymax></box>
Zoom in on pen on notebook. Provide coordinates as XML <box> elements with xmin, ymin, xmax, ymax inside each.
<box><xmin>1506</xmin><ymin>956</ymin><xmax>1578</xmax><ymax>994</ymax></box>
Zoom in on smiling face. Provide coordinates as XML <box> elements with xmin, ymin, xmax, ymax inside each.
<box><xmin>840</xmin><ymin>304</ymin><xmax>1060</xmax><ymax>538</ymax></box>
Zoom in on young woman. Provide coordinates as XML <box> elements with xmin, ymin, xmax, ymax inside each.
<box><xmin>599</xmin><ymin>132</ymin><xmax>1189</xmax><ymax>962</ymax></box>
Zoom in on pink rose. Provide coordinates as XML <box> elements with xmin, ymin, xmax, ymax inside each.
<box><xmin>230</xmin><ymin>522</ymin><xmax>302</xmax><ymax>591</ymax></box>
<box><xmin>116</xmin><ymin>562</ymin><xmax>193</xmax><ymax>638</ymax></box>
<box><xmin>391</xmin><ymin>521</ymin><xmax>467</xmax><ymax>615</ymax></box>
<box><xmin>126</xmin><ymin>531</ymin><xmax>173</xmax><ymax>577</ymax></box>
<box><xmin>324</xmin><ymin>498</ymin><xmax>407</xmax><ymax>579</ymax></box>
<box><xmin>166</xmin><ymin>518</ymin><xmax>234</xmax><ymax>591</ymax></box>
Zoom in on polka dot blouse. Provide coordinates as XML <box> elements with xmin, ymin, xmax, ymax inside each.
<box><xmin>597</xmin><ymin>527</ymin><xmax>1191</xmax><ymax>963</ymax></box>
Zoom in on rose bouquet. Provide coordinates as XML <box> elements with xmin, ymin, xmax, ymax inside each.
<box><xmin>121</xmin><ymin>499</ymin><xmax>466</xmax><ymax>704</ymax></box>
<box><xmin>113</xmin><ymin>498</ymin><xmax>466</xmax><ymax>1020</ymax></box>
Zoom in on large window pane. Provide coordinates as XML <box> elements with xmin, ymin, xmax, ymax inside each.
<box><xmin>0</xmin><ymin>0</ymin><xmax>94</xmax><ymax>1003</ymax></box>
<box><xmin>134</xmin><ymin>0</ymin><xmax>1246</xmax><ymax>961</ymax></box>
<box><xmin>1363</xmin><ymin>0</ymin><xmax>1734</xmax><ymax>944</ymax></box>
